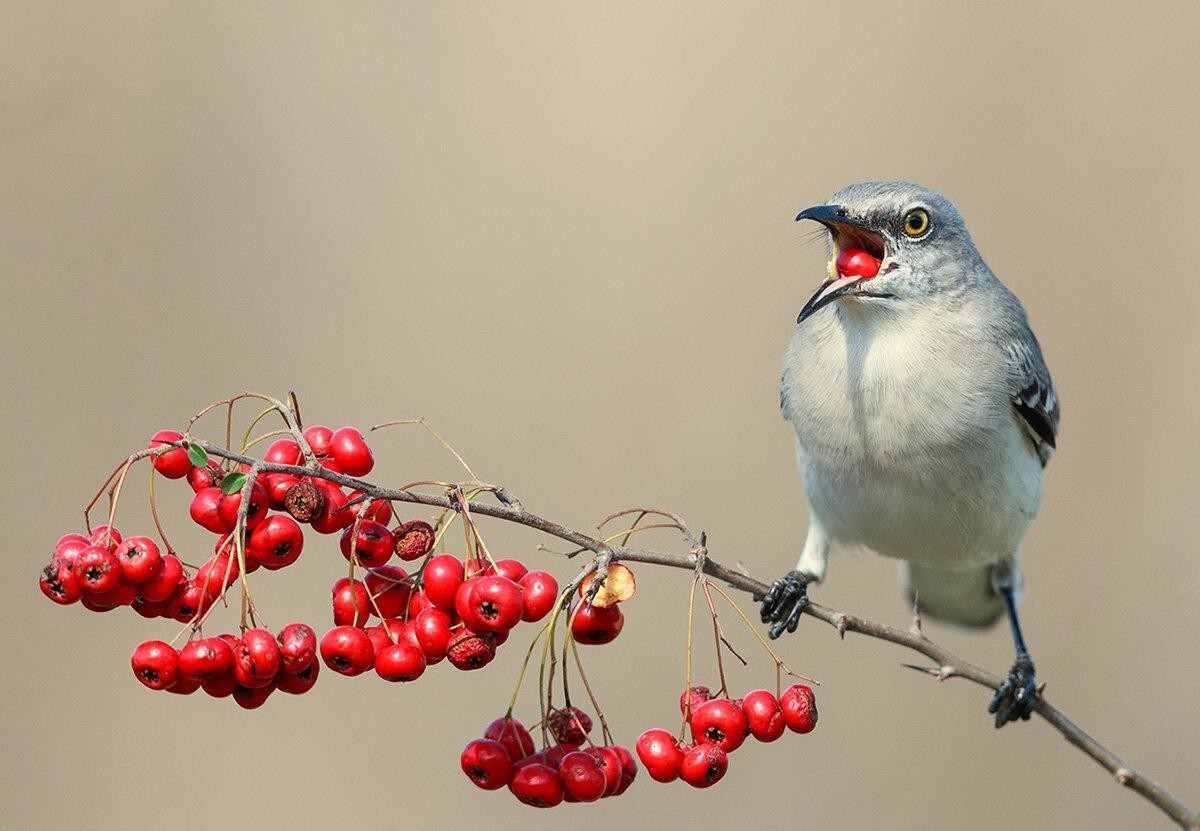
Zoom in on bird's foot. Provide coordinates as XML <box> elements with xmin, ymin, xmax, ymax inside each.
<box><xmin>759</xmin><ymin>570</ymin><xmax>810</xmax><ymax>639</ymax></box>
<box><xmin>987</xmin><ymin>653</ymin><xmax>1038</xmax><ymax>727</ymax></box>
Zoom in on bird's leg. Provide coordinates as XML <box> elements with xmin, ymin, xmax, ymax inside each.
<box><xmin>759</xmin><ymin>570</ymin><xmax>813</xmax><ymax>639</ymax></box>
<box><xmin>987</xmin><ymin>581</ymin><xmax>1039</xmax><ymax>727</ymax></box>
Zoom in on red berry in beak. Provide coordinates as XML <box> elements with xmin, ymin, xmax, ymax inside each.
<box><xmin>835</xmin><ymin>246</ymin><xmax>881</xmax><ymax>279</ymax></box>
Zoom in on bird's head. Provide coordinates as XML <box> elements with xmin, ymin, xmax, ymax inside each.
<box><xmin>794</xmin><ymin>181</ymin><xmax>980</xmax><ymax>324</ymax></box>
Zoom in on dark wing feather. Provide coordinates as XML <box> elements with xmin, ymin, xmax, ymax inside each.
<box><xmin>1006</xmin><ymin>337</ymin><xmax>1060</xmax><ymax>467</ymax></box>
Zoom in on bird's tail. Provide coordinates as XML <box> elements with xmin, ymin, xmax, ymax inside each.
<box><xmin>902</xmin><ymin>562</ymin><xmax>1008</xmax><ymax>629</ymax></box>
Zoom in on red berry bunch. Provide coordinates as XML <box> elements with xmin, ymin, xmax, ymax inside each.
<box><xmin>461</xmin><ymin>716</ymin><xmax>637</xmax><ymax>807</ymax></box>
<box><xmin>129</xmin><ymin>622</ymin><xmax>319</xmax><ymax>706</ymax></box>
<box><xmin>319</xmin><ymin>555</ymin><xmax>560</xmax><ymax>682</ymax></box>
<box><xmin>635</xmin><ymin>683</ymin><xmax>817</xmax><ymax>788</ymax></box>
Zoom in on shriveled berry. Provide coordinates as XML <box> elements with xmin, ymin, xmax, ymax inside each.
<box><xmin>283</xmin><ymin>479</ymin><xmax>324</xmax><ymax>523</ymax></box>
<box><xmin>392</xmin><ymin>520</ymin><xmax>435</xmax><ymax>561</ymax></box>
<box><xmin>780</xmin><ymin>684</ymin><xmax>818</xmax><ymax>734</ymax></box>
<box><xmin>446</xmin><ymin>628</ymin><xmax>497</xmax><ymax>671</ymax></box>
<box><xmin>547</xmin><ymin>706</ymin><xmax>593</xmax><ymax>746</ymax></box>
<box><xmin>680</xmin><ymin>685</ymin><xmax>712</xmax><ymax>719</ymax></box>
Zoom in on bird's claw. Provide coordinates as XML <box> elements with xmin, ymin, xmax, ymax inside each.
<box><xmin>760</xmin><ymin>570</ymin><xmax>810</xmax><ymax>639</ymax></box>
<box><xmin>987</xmin><ymin>654</ymin><xmax>1038</xmax><ymax>727</ymax></box>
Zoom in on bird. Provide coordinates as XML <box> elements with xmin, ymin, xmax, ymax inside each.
<box><xmin>759</xmin><ymin>181</ymin><xmax>1059</xmax><ymax>727</ymax></box>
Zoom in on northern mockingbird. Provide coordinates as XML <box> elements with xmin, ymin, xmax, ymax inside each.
<box><xmin>759</xmin><ymin>181</ymin><xmax>1059</xmax><ymax>727</ymax></box>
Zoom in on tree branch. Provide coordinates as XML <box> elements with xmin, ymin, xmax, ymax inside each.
<box><xmin>189</xmin><ymin>440</ymin><xmax>1199</xmax><ymax>829</ymax></box>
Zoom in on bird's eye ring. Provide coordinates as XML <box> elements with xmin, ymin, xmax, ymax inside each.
<box><xmin>903</xmin><ymin>208</ymin><xmax>930</xmax><ymax>237</ymax></box>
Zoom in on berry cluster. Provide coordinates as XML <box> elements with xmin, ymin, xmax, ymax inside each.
<box><xmin>129</xmin><ymin>624</ymin><xmax>319</xmax><ymax>707</ymax></box>
<box><xmin>635</xmin><ymin>684</ymin><xmax>817</xmax><ymax>788</ymax></box>
<box><xmin>461</xmin><ymin>714</ymin><xmax>637</xmax><ymax>807</ymax></box>
<box><xmin>37</xmin><ymin>424</ymin><xmax>563</xmax><ymax>703</ymax></box>
<box><xmin>321</xmin><ymin>554</ymin><xmax>559</xmax><ymax>681</ymax></box>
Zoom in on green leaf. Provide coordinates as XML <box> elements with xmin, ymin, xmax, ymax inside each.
<box><xmin>219</xmin><ymin>471</ymin><xmax>247</xmax><ymax>495</ymax></box>
<box><xmin>187</xmin><ymin>443</ymin><xmax>209</xmax><ymax>467</ymax></box>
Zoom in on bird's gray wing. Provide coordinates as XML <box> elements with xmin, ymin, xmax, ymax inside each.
<box><xmin>1006</xmin><ymin>334</ymin><xmax>1060</xmax><ymax>466</ymax></box>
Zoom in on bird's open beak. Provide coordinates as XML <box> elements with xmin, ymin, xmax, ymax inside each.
<box><xmin>794</xmin><ymin>204</ymin><xmax>885</xmax><ymax>324</ymax></box>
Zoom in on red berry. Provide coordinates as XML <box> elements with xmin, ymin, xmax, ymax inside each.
<box><xmin>319</xmin><ymin>626</ymin><xmax>375</xmax><ymax>676</ymax></box>
<box><xmin>195</xmin><ymin>553</ymin><xmax>239</xmax><ymax>601</ymax></box>
<box><xmin>165</xmin><ymin>675</ymin><xmax>201</xmax><ymax>695</ymax></box>
<box><xmin>276</xmin><ymin>622</ymin><xmax>318</xmax><ymax>672</ymax></box>
<box><xmin>570</xmin><ymin>602</ymin><xmax>624</xmax><ymax>645</ymax></box>
<box><xmin>519</xmin><ymin>570</ymin><xmax>558</xmax><ymax>622</ymax></box>
<box><xmin>114</xmin><ymin>536</ymin><xmax>163</xmax><ymax>584</ymax></box>
<box><xmin>331</xmin><ymin>578</ymin><xmax>372</xmax><ymax>627</ymax></box>
<box><xmin>593</xmin><ymin>746</ymin><xmax>623</xmax><ymax>796</ymax></box>
<box><xmin>131</xmin><ymin>640</ymin><xmax>179</xmax><ymax>691</ymax></box>
<box><xmin>364</xmin><ymin>566</ymin><xmax>412</xmax><ymax>618</ymax></box>
<box><xmin>508</xmin><ymin>763</ymin><xmax>565</xmax><ymax>808</ymax></box>
<box><xmin>679</xmin><ymin>742</ymin><xmax>727</xmax><ymax>788</ymax></box>
<box><xmin>486</xmin><ymin>558</ymin><xmax>528</xmax><ymax>583</ymax></box>
<box><xmin>392</xmin><ymin>519</ymin><xmax>435</xmax><ymax>561</ymax></box>
<box><xmin>559</xmin><ymin>751</ymin><xmax>606</xmax><ymax>802</ymax></box>
<box><xmin>455</xmin><ymin>575</ymin><xmax>524</xmax><ymax>633</ymax></box>
<box><xmin>346</xmin><ymin>491</ymin><xmax>393</xmax><ymax>525</ymax></box>
<box><xmin>421</xmin><ymin>554</ymin><xmax>464</xmax><ymax>610</ymax></box>
<box><xmin>374</xmin><ymin>642</ymin><xmax>426</xmax><ymax>682</ymax></box>
<box><xmin>275</xmin><ymin>661</ymin><xmax>319</xmax><ymax>695</ymax></box>
<box><xmin>216</xmin><ymin>481</ymin><xmax>269</xmax><ymax>531</ymax></box>
<box><xmin>680</xmin><ymin>685</ymin><xmax>713</xmax><ymax>719</ymax></box>
<box><xmin>264</xmin><ymin>439</ymin><xmax>302</xmax><ymax>466</ymax></box>
<box><xmin>413</xmin><ymin>608</ymin><xmax>453</xmax><ymax>662</ymax></box>
<box><xmin>780</xmin><ymin>684</ymin><xmax>818</xmax><ymax>734</ymax></box>
<box><xmin>167</xmin><ymin>580</ymin><xmax>210</xmax><ymax>623</ymax></box>
<box><xmin>138</xmin><ymin>553</ymin><xmax>183</xmax><ymax>602</ymax></box>
<box><xmin>484</xmin><ymin>717</ymin><xmax>535</xmax><ymax>761</ymax></box>
<box><xmin>611</xmin><ymin>745</ymin><xmax>637</xmax><ymax>796</ymax></box>
<box><xmin>87</xmin><ymin>525</ymin><xmax>122</xmax><ymax>551</ymax></box>
<box><xmin>835</xmin><ymin>245</ymin><xmax>881</xmax><ymax>279</ymax></box>
<box><xmin>87</xmin><ymin>579</ymin><xmax>139</xmax><ymax>608</ymax></box>
<box><xmin>636</xmin><ymin>728</ymin><xmax>684</xmax><ymax>783</ymax></box>
<box><xmin>741</xmin><ymin>689</ymin><xmax>785</xmax><ymax>742</ymax></box>
<box><xmin>247</xmin><ymin>514</ymin><xmax>304</xmax><ymax>570</ymax></box>
<box><xmin>264</xmin><ymin>473</ymin><xmax>301</xmax><ymax>509</ymax></box>
<box><xmin>149</xmin><ymin>430</ymin><xmax>191</xmax><ymax>479</ymax></box>
<box><xmin>339</xmin><ymin>520</ymin><xmax>393</xmax><ymax>568</ymax></box>
<box><xmin>39</xmin><ymin>560</ymin><xmax>83</xmax><ymax>605</ymax></box>
<box><xmin>446</xmin><ymin>628</ymin><xmax>497</xmax><ymax>671</ymax></box>
<box><xmin>302</xmin><ymin>424</ymin><xmax>333</xmax><ymax>457</ymax></box>
<box><xmin>232</xmin><ymin>682</ymin><xmax>275</xmax><ymax>709</ymax></box>
<box><xmin>53</xmin><ymin>534</ymin><xmax>90</xmax><ymax>566</ymax></box>
<box><xmin>190</xmin><ymin>487</ymin><xmax>232</xmax><ymax>534</ymax></box>
<box><xmin>200</xmin><ymin>669</ymin><xmax>238</xmax><ymax>698</ymax></box>
<box><xmin>461</xmin><ymin>738</ymin><xmax>514</xmax><ymax>790</ymax></box>
<box><xmin>187</xmin><ymin>461</ymin><xmax>222</xmax><ymax>493</ymax></box>
<box><xmin>690</xmin><ymin>698</ymin><xmax>749</xmax><ymax>754</ymax></box>
<box><xmin>234</xmin><ymin>628</ymin><xmax>281</xmax><ymax>688</ymax></box>
<box><xmin>177</xmin><ymin>637</ymin><xmax>235</xmax><ymax>681</ymax></box>
<box><xmin>72</xmin><ymin>545</ymin><xmax>122</xmax><ymax>594</ymax></box>
<box><xmin>310</xmin><ymin>481</ymin><xmax>353</xmax><ymax>534</ymax></box>
<box><xmin>328</xmin><ymin>427</ymin><xmax>374</xmax><ymax>476</ymax></box>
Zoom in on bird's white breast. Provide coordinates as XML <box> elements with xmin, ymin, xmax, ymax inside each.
<box><xmin>781</xmin><ymin>301</ymin><xmax>1043</xmax><ymax>569</ymax></box>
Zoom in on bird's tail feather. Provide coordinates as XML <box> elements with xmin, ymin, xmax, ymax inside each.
<box><xmin>902</xmin><ymin>562</ymin><xmax>1007</xmax><ymax>629</ymax></box>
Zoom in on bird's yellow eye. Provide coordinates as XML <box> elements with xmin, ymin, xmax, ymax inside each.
<box><xmin>903</xmin><ymin>208</ymin><xmax>930</xmax><ymax>237</ymax></box>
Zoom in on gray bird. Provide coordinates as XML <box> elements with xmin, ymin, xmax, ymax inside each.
<box><xmin>759</xmin><ymin>181</ymin><xmax>1059</xmax><ymax>726</ymax></box>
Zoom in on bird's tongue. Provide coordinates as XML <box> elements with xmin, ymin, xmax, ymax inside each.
<box><xmin>835</xmin><ymin>246</ymin><xmax>881</xmax><ymax>279</ymax></box>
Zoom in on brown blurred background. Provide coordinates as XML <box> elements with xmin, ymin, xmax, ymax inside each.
<box><xmin>3</xmin><ymin>2</ymin><xmax>1198</xmax><ymax>828</ymax></box>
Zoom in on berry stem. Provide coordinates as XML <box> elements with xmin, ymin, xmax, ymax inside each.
<box><xmin>146</xmin><ymin>463</ymin><xmax>176</xmax><ymax>556</ymax></box>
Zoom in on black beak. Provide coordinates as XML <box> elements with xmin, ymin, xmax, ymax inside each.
<box><xmin>795</xmin><ymin>203</ymin><xmax>874</xmax><ymax>231</ymax></box>
<box><xmin>794</xmin><ymin>203</ymin><xmax>880</xmax><ymax>324</ymax></box>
